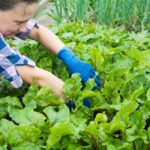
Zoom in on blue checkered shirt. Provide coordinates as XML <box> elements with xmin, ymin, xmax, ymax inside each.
<box><xmin>0</xmin><ymin>19</ymin><xmax>37</xmax><ymax>88</ymax></box>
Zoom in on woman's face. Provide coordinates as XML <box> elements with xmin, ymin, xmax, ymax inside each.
<box><xmin>0</xmin><ymin>2</ymin><xmax>38</xmax><ymax>37</ymax></box>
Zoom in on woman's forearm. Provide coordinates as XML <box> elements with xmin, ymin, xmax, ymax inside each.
<box><xmin>16</xmin><ymin>65</ymin><xmax>67</xmax><ymax>101</ymax></box>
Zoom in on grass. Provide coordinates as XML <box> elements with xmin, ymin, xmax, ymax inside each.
<box><xmin>48</xmin><ymin>0</ymin><xmax>150</xmax><ymax>31</ymax></box>
<box><xmin>92</xmin><ymin>0</ymin><xmax>150</xmax><ymax>31</ymax></box>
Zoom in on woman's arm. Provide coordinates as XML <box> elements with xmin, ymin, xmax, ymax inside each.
<box><xmin>16</xmin><ymin>65</ymin><xmax>67</xmax><ymax>101</ymax></box>
<box><xmin>28</xmin><ymin>24</ymin><xmax>65</xmax><ymax>55</ymax></box>
<box><xmin>28</xmin><ymin>24</ymin><xmax>101</xmax><ymax>88</ymax></box>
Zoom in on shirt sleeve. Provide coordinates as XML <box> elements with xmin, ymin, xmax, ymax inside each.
<box><xmin>16</xmin><ymin>19</ymin><xmax>38</xmax><ymax>40</ymax></box>
<box><xmin>0</xmin><ymin>36</ymin><xmax>35</xmax><ymax>88</ymax></box>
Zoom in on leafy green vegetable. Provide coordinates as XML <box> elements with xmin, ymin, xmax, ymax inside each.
<box><xmin>46</xmin><ymin>121</ymin><xmax>75</xmax><ymax>149</ymax></box>
<box><xmin>7</xmin><ymin>126</ymin><xmax>41</xmax><ymax>150</ymax></box>
<box><xmin>0</xmin><ymin>22</ymin><xmax>150</xmax><ymax>149</ymax></box>
<box><xmin>0</xmin><ymin>97</ymin><xmax>22</xmax><ymax>118</ymax></box>
<box><xmin>43</xmin><ymin>104</ymin><xmax>70</xmax><ymax>124</ymax></box>
<box><xmin>62</xmin><ymin>73</ymin><xmax>82</xmax><ymax>100</ymax></box>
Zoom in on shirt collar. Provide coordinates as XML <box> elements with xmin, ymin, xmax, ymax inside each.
<box><xmin>0</xmin><ymin>33</ymin><xmax>3</xmax><ymax>38</ymax></box>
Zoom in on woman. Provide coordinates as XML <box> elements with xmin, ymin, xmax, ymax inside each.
<box><xmin>0</xmin><ymin>0</ymin><xmax>101</xmax><ymax>107</ymax></box>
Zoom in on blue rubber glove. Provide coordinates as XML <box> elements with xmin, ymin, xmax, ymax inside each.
<box><xmin>57</xmin><ymin>47</ymin><xmax>101</xmax><ymax>86</ymax></box>
<box><xmin>57</xmin><ymin>47</ymin><xmax>101</xmax><ymax>108</ymax></box>
<box><xmin>66</xmin><ymin>98</ymin><xmax>90</xmax><ymax>110</ymax></box>
<box><xmin>66</xmin><ymin>100</ymin><xmax>76</xmax><ymax>111</ymax></box>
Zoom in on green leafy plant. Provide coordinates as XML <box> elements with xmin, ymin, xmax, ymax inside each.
<box><xmin>47</xmin><ymin>0</ymin><xmax>150</xmax><ymax>31</ymax></box>
<box><xmin>0</xmin><ymin>22</ymin><xmax>150</xmax><ymax>149</ymax></box>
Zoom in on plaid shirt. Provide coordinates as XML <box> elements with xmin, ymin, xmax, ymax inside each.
<box><xmin>0</xmin><ymin>19</ymin><xmax>37</xmax><ymax>88</ymax></box>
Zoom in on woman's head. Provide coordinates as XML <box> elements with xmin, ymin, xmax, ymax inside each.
<box><xmin>0</xmin><ymin>0</ymin><xmax>39</xmax><ymax>36</ymax></box>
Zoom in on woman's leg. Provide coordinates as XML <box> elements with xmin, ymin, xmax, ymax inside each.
<box><xmin>16</xmin><ymin>65</ymin><xmax>67</xmax><ymax>101</ymax></box>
